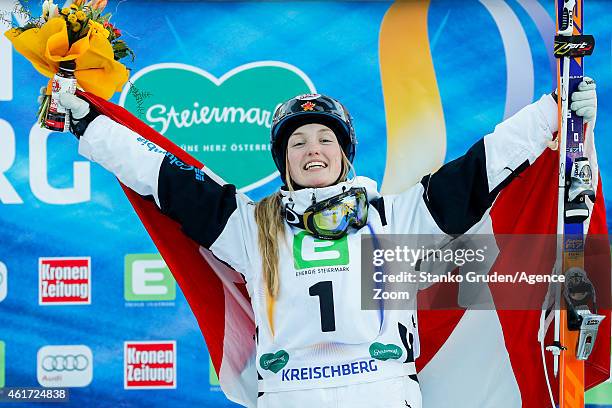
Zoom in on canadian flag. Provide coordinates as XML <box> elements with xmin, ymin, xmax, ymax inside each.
<box><xmin>416</xmin><ymin>139</ymin><xmax>610</xmax><ymax>407</ymax></box>
<box><xmin>83</xmin><ymin>92</ymin><xmax>609</xmax><ymax>408</ymax></box>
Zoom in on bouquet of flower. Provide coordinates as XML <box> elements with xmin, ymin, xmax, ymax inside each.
<box><xmin>4</xmin><ymin>0</ymin><xmax>134</xmax><ymax>126</ymax></box>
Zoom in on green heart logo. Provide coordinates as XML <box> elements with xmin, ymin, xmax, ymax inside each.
<box><xmin>369</xmin><ymin>342</ymin><xmax>403</xmax><ymax>361</ymax></box>
<box><xmin>259</xmin><ymin>350</ymin><xmax>289</xmax><ymax>373</ymax></box>
<box><xmin>120</xmin><ymin>62</ymin><xmax>315</xmax><ymax>191</ymax></box>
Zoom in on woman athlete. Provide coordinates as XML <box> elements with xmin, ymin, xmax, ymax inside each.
<box><xmin>54</xmin><ymin>80</ymin><xmax>597</xmax><ymax>407</ymax></box>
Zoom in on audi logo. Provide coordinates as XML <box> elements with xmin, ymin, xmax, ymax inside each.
<box><xmin>41</xmin><ymin>354</ymin><xmax>89</xmax><ymax>371</ymax></box>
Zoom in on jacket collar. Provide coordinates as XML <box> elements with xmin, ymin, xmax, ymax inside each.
<box><xmin>280</xmin><ymin>176</ymin><xmax>381</xmax><ymax>214</ymax></box>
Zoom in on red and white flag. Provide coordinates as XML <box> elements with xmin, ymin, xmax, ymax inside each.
<box><xmin>83</xmin><ymin>92</ymin><xmax>609</xmax><ymax>408</ymax></box>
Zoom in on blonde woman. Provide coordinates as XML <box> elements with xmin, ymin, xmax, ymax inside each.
<box><xmin>56</xmin><ymin>86</ymin><xmax>597</xmax><ymax>407</ymax></box>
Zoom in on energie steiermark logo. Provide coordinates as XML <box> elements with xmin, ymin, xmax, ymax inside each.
<box><xmin>209</xmin><ymin>358</ymin><xmax>220</xmax><ymax>388</ymax></box>
<box><xmin>125</xmin><ymin>254</ymin><xmax>175</xmax><ymax>302</ymax></box>
<box><xmin>293</xmin><ymin>231</ymin><xmax>349</xmax><ymax>270</ymax></box>
<box><xmin>119</xmin><ymin>62</ymin><xmax>315</xmax><ymax>191</ymax></box>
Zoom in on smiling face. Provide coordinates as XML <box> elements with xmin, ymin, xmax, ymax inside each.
<box><xmin>286</xmin><ymin>123</ymin><xmax>343</xmax><ymax>188</ymax></box>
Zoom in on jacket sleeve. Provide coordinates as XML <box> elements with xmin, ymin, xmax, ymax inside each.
<box><xmin>386</xmin><ymin>93</ymin><xmax>558</xmax><ymax>235</ymax></box>
<box><xmin>78</xmin><ymin>115</ymin><xmax>254</xmax><ymax>275</ymax></box>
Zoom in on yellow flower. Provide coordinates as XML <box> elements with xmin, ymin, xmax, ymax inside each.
<box><xmin>72</xmin><ymin>22</ymin><xmax>82</xmax><ymax>32</ymax></box>
<box><xmin>88</xmin><ymin>20</ymin><xmax>110</xmax><ymax>39</ymax></box>
<box><xmin>70</xmin><ymin>4</ymin><xmax>78</xmax><ymax>10</ymax></box>
<box><xmin>88</xmin><ymin>20</ymin><xmax>103</xmax><ymax>31</ymax></box>
<box><xmin>75</xmin><ymin>10</ymin><xmax>86</xmax><ymax>21</ymax></box>
<box><xmin>67</xmin><ymin>13</ymin><xmax>77</xmax><ymax>23</ymax></box>
<box><xmin>61</xmin><ymin>8</ymin><xmax>70</xmax><ymax>15</ymax></box>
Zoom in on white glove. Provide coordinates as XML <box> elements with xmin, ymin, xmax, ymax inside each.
<box><xmin>38</xmin><ymin>86</ymin><xmax>90</xmax><ymax>119</ymax></box>
<box><xmin>38</xmin><ymin>86</ymin><xmax>97</xmax><ymax>137</ymax></box>
<box><xmin>570</xmin><ymin>77</ymin><xmax>596</xmax><ymax>122</ymax></box>
<box><xmin>58</xmin><ymin>92</ymin><xmax>90</xmax><ymax>120</ymax></box>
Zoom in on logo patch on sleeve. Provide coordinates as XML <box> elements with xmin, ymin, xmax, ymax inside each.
<box><xmin>369</xmin><ymin>342</ymin><xmax>403</xmax><ymax>361</ymax></box>
<box><xmin>259</xmin><ymin>350</ymin><xmax>289</xmax><ymax>373</ymax></box>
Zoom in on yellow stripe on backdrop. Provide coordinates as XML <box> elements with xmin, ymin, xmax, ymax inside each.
<box><xmin>379</xmin><ymin>1</ymin><xmax>446</xmax><ymax>194</ymax></box>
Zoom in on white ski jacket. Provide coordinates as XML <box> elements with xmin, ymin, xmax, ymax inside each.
<box><xmin>78</xmin><ymin>94</ymin><xmax>558</xmax><ymax>392</ymax></box>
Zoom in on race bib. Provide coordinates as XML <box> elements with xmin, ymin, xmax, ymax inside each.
<box><xmin>270</xmin><ymin>232</ymin><xmax>381</xmax><ymax>349</ymax></box>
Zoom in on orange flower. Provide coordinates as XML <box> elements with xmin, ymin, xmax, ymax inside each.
<box><xmin>90</xmin><ymin>0</ymin><xmax>107</xmax><ymax>11</ymax></box>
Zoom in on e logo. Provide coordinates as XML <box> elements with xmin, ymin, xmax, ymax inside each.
<box><xmin>293</xmin><ymin>232</ymin><xmax>349</xmax><ymax>270</ymax></box>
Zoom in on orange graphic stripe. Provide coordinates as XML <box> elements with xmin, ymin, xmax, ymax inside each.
<box><xmin>379</xmin><ymin>1</ymin><xmax>446</xmax><ymax>194</ymax></box>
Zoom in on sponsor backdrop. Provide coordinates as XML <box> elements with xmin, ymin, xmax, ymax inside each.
<box><xmin>0</xmin><ymin>0</ymin><xmax>610</xmax><ymax>406</ymax></box>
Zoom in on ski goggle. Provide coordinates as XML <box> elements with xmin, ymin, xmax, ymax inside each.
<box><xmin>286</xmin><ymin>187</ymin><xmax>369</xmax><ymax>240</ymax></box>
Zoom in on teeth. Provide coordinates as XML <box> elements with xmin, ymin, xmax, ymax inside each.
<box><xmin>305</xmin><ymin>161</ymin><xmax>327</xmax><ymax>170</ymax></box>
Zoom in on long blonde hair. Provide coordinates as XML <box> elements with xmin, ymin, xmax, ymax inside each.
<box><xmin>254</xmin><ymin>151</ymin><xmax>353</xmax><ymax>300</ymax></box>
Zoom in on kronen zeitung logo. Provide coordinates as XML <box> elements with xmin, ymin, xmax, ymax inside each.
<box><xmin>124</xmin><ymin>341</ymin><xmax>176</xmax><ymax>389</ymax></box>
<box><xmin>120</xmin><ymin>62</ymin><xmax>315</xmax><ymax>191</ymax></box>
<box><xmin>39</xmin><ymin>257</ymin><xmax>91</xmax><ymax>305</ymax></box>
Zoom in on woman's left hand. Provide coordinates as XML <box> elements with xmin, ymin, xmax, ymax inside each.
<box><xmin>571</xmin><ymin>77</ymin><xmax>597</xmax><ymax>122</ymax></box>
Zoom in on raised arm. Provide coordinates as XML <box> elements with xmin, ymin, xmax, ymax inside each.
<box><xmin>75</xmin><ymin>110</ymin><xmax>254</xmax><ymax>275</ymax></box>
<box><xmin>420</xmin><ymin>94</ymin><xmax>558</xmax><ymax>235</ymax></box>
<box><xmin>384</xmin><ymin>81</ymin><xmax>596</xmax><ymax>237</ymax></box>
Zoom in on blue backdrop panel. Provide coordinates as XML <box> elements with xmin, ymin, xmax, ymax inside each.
<box><xmin>0</xmin><ymin>1</ymin><xmax>609</xmax><ymax>407</ymax></box>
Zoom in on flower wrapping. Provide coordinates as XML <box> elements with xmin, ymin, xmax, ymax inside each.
<box><xmin>5</xmin><ymin>16</ymin><xmax>129</xmax><ymax>100</ymax></box>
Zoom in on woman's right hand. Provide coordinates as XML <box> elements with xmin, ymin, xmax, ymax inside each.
<box><xmin>38</xmin><ymin>86</ymin><xmax>98</xmax><ymax>138</ymax></box>
<box><xmin>58</xmin><ymin>92</ymin><xmax>91</xmax><ymax>121</ymax></box>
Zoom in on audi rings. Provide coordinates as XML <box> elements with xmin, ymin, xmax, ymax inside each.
<box><xmin>41</xmin><ymin>354</ymin><xmax>89</xmax><ymax>371</ymax></box>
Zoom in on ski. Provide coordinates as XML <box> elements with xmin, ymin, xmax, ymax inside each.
<box><xmin>552</xmin><ymin>0</ymin><xmax>602</xmax><ymax>407</ymax></box>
